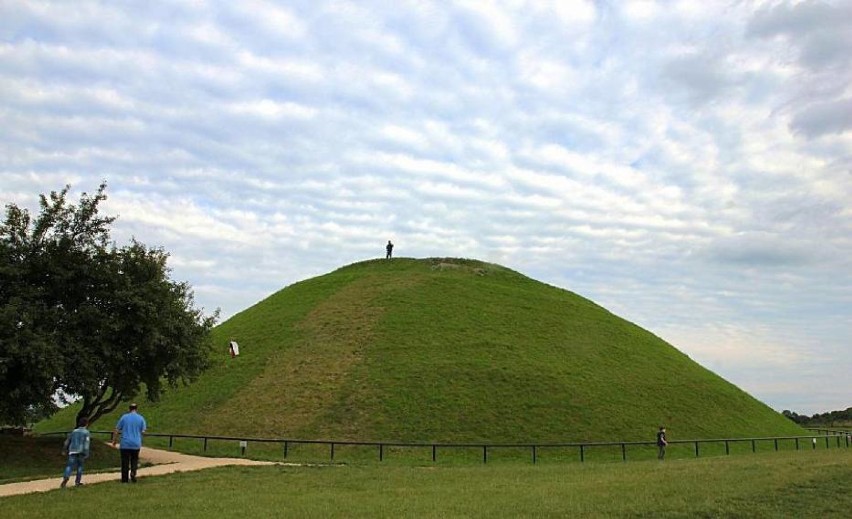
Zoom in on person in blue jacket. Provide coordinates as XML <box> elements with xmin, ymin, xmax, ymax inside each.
<box><xmin>61</xmin><ymin>417</ymin><xmax>91</xmax><ymax>488</ymax></box>
<box><xmin>112</xmin><ymin>403</ymin><xmax>147</xmax><ymax>483</ymax></box>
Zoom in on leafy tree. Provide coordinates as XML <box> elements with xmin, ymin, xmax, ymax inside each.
<box><xmin>0</xmin><ymin>183</ymin><xmax>217</xmax><ymax>426</ymax></box>
<box><xmin>781</xmin><ymin>410</ymin><xmax>807</xmax><ymax>424</ymax></box>
<box><xmin>782</xmin><ymin>407</ymin><xmax>852</xmax><ymax>427</ymax></box>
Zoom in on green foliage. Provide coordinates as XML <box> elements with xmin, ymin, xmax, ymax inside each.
<box><xmin>0</xmin><ymin>184</ymin><xmax>114</xmax><ymax>424</ymax></box>
<box><xmin>784</xmin><ymin>407</ymin><xmax>852</xmax><ymax>427</ymax></box>
<box><xmin>1</xmin><ymin>184</ymin><xmax>217</xmax><ymax>427</ymax></box>
<box><xmin>39</xmin><ymin>257</ymin><xmax>804</xmax><ymax>442</ymax></box>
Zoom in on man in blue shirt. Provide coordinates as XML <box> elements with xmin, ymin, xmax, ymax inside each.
<box><xmin>112</xmin><ymin>403</ymin><xmax>147</xmax><ymax>483</ymax></box>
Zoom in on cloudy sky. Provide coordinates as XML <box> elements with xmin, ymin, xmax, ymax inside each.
<box><xmin>2</xmin><ymin>0</ymin><xmax>850</xmax><ymax>415</ymax></box>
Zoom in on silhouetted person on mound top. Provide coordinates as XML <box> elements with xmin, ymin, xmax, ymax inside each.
<box><xmin>386</xmin><ymin>240</ymin><xmax>394</xmax><ymax>259</ymax></box>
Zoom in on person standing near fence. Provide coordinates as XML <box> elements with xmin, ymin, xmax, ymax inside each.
<box><xmin>656</xmin><ymin>426</ymin><xmax>668</xmax><ymax>460</ymax></box>
<box><xmin>60</xmin><ymin>417</ymin><xmax>91</xmax><ymax>488</ymax></box>
<box><xmin>112</xmin><ymin>403</ymin><xmax>147</xmax><ymax>483</ymax></box>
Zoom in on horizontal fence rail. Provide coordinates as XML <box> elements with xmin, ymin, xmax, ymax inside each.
<box><xmin>805</xmin><ymin>427</ymin><xmax>851</xmax><ymax>436</ymax></box>
<box><xmin>45</xmin><ymin>428</ymin><xmax>851</xmax><ymax>464</ymax></box>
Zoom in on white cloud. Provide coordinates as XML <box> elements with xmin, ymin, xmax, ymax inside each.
<box><xmin>622</xmin><ymin>0</ymin><xmax>661</xmax><ymax>22</ymax></box>
<box><xmin>228</xmin><ymin>99</ymin><xmax>317</xmax><ymax>120</ymax></box>
<box><xmin>453</xmin><ymin>0</ymin><xmax>520</xmax><ymax>50</ymax></box>
<box><xmin>1</xmin><ymin>0</ymin><xmax>850</xmax><ymax>415</ymax></box>
<box><xmin>231</xmin><ymin>0</ymin><xmax>306</xmax><ymax>39</ymax></box>
<box><xmin>545</xmin><ymin>0</ymin><xmax>596</xmax><ymax>26</ymax></box>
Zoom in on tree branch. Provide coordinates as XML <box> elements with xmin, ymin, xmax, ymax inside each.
<box><xmin>87</xmin><ymin>387</ymin><xmax>124</xmax><ymax>426</ymax></box>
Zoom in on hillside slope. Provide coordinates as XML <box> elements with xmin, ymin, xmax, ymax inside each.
<box><xmin>39</xmin><ymin>258</ymin><xmax>804</xmax><ymax>442</ymax></box>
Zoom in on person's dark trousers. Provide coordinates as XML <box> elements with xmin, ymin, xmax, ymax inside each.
<box><xmin>120</xmin><ymin>448</ymin><xmax>140</xmax><ymax>482</ymax></box>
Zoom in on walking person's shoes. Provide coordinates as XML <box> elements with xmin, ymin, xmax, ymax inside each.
<box><xmin>60</xmin><ymin>478</ymin><xmax>69</xmax><ymax>488</ymax></box>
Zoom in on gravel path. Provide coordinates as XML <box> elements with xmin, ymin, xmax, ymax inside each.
<box><xmin>0</xmin><ymin>444</ymin><xmax>277</xmax><ymax>497</ymax></box>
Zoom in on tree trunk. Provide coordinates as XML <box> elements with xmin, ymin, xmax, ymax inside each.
<box><xmin>76</xmin><ymin>385</ymin><xmax>123</xmax><ymax>428</ymax></box>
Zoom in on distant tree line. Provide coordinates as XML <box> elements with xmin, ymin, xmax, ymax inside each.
<box><xmin>782</xmin><ymin>407</ymin><xmax>852</xmax><ymax>427</ymax></box>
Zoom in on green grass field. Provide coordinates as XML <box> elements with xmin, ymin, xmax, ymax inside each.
<box><xmin>1</xmin><ymin>448</ymin><xmax>849</xmax><ymax>518</ymax></box>
<box><xmin>38</xmin><ymin>258</ymin><xmax>806</xmax><ymax>446</ymax></box>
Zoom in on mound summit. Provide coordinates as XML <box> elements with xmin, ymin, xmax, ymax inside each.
<box><xmin>42</xmin><ymin>258</ymin><xmax>803</xmax><ymax>442</ymax></box>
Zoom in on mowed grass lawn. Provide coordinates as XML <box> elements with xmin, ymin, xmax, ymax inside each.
<box><xmin>1</xmin><ymin>448</ymin><xmax>849</xmax><ymax>518</ymax></box>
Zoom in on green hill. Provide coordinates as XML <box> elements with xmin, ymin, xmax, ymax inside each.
<box><xmin>39</xmin><ymin>258</ymin><xmax>804</xmax><ymax>442</ymax></box>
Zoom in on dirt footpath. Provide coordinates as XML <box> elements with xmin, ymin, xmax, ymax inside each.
<box><xmin>0</xmin><ymin>444</ymin><xmax>277</xmax><ymax>497</ymax></box>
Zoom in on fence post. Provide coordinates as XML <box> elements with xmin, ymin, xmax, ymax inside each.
<box><xmin>725</xmin><ymin>440</ymin><xmax>729</xmax><ymax>455</ymax></box>
<box><xmin>330</xmin><ymin>443</ymin><xmax>335</xmax><ymax>461</ymax></box>
<box><xmin>203</xmin><ymin>437</ymin><xmax>208</xmax><ymax>452</ymax></box>
<box><xmin>379</xmin><ymin>444</ymin><xmax>383</xmax><ymax>462</ymax></box>
<box><xmin>751</xmin><ymin>439</ymin><xmax>755</xmax><ymax>453</ymax></box>
<box><xmin>432</xmin><ymin>445</ymin><xmax>437</xmax><ymax>462</ymax></box>
<box><xmin>532</xmin><ymin>445</ymin><xmax>537</xmax><ymax>464</ymax></box>
<box><xmin>621</xmin><ymin>443</ymin><xmax>626</xmax><ymax>462</ymax></box>
<box><xmin>795</xmin><ymin>438</ymin><xmax>799</xmax><ymax>450</ymax></box>
<box><xmin>169</xmin><ymin>435</ymin><xmax>173</xmax><ymax>448</ymax></box>
<box><xmin>283</xmin><ymin>441</ymin><xmax>288</xmax><ymax>458</ymax></box>
<box><xmin>694</xmin><ymin>441</ymin><xmax>699</xmax><ymax>457</ymax></box>
<box><xmin>580</xmin><ymin>445</ymin><xmax>585</xmax><ymax>463</ymax></box>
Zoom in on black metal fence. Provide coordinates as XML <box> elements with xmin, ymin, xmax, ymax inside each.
<box><xmin>805</xmin><ymin>427</ymin><xmax>851</xmax><ymax>436</ymax></box>
<box><xmin>50</xmin><ymin>428</ymin><xmax>850</xmax><ymax>464</ymax></box>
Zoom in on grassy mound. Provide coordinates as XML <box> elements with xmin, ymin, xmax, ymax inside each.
<box><xmin>39</xmin><ymin>258</ymin><xmax>804</xmax><ymax>442</ymax></box>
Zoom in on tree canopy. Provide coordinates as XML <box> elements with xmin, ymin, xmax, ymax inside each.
<box><xmin>783</xmin><ymin>407</ymin><xmax>852</xmax><ymax>427</ymax></box>
<box><xmin>0</xmin><ymin>183</ymin><xmax>217</xmax><ymax>426</ymax></box>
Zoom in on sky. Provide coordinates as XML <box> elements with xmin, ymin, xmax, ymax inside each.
<box><xmin>1</xmin><ymin>0</ymin><xmax>850</xmax><ymax>415</ymax></box>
